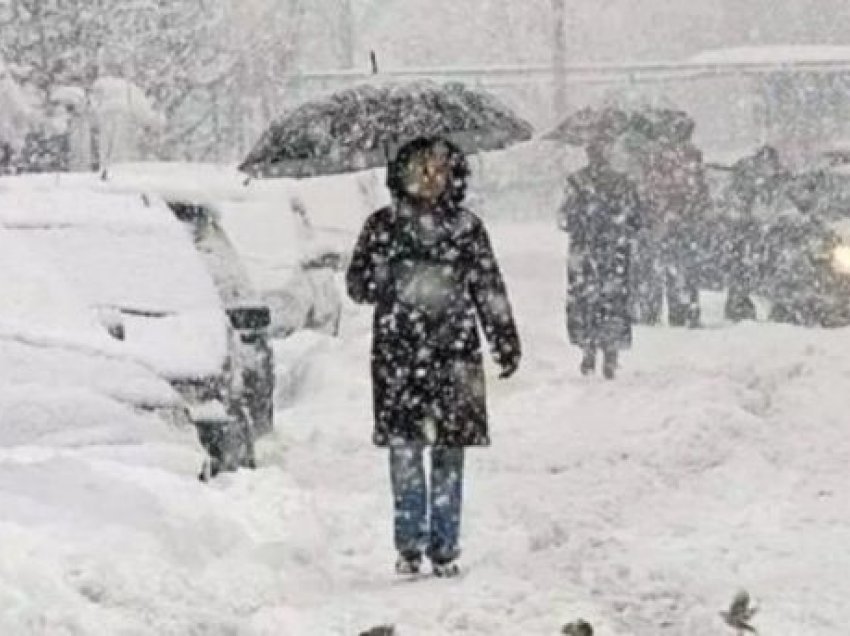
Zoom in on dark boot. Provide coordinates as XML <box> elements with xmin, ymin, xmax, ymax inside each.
<box><xmin>580</xmin><ymin>348</ymin><xmax>596</xmax><ymax>376</ymax></box>
<box><xmin>395</xmin><ymin>551</ymin><xmax>422</xmax><ymax>575</ymax></box>
<box><xmin>431</xmin><ymin>557</ymin><xmax>461</xmax><ymax>578</ymax></box>
<box><xmin>602</xmin><ymin>349</ymin><xmax>618</xmax><ymax>380</ymax></box>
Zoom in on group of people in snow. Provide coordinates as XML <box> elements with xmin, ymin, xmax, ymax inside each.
<box><xmin>558</xmin><ymin>133</ymin><xmax>807</xmax><ymax>373</ymax></box>
<box><xmin>344</xmin><ymin>130</ymin><xmax>805</xmax><ymax>578</ymax></box>
<box><xmin>556</xmin><ymin>127</ymin><xmax>712</xmax><ymax>378</ymax></box>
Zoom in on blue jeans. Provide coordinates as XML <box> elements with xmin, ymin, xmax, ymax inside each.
<box><xmin>389</xmin><ymin>441</ymin><xmax>464</xmax><ymax>563</ymax></box>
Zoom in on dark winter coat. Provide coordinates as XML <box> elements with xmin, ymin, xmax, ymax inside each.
<box><xmin>558</xmin><ymin>163</ymin><xmax>642</xmax><ymax>349</ymax></box>
<box><xmin>637</xmin><ymin>142</ymin><xmax>709</xmax><ymax>236</ymax></box>
<box><xmin>346</xmin><ymin>202</ymin><xmax>520</xmax><ymax>448</ymax></box>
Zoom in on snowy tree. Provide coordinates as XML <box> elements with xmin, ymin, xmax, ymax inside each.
<box><xmin>196</xmin><ymin>0</ymin><xmax>307</xmax><ymax>161</ymax></box>
<box><xmin>0</xmin><ymin>55</ymin><xmax>36</xmax><ymax>159</ymax></box>
<box><xmin>92</xmin><ymin>76</ymin><xmax>164</xmax><ymax>166</ymax></box>
<box><xmin>0</xmin><ymin>0</ymin><xmax>302</xmax><ymax>163</ymax></box>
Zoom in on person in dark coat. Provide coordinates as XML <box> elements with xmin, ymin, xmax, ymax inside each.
<box><xmin>724</xmin><ymin>145</ymin><xmax>790</xmax><ymax>321</ymax></box>
<box><xmin>558</xmin><ymin>142</ymin><xmax>642</xmax><ymax>379</ymax></box>
<box><xmin>633</xmin><ymin>138</ymin><xmax>709</xmax><ymax>327</ymax></box>
<box><xmin>346</xmin><ymin>136</ymin><xmax>521</xmax><ymax>577</ymax></box>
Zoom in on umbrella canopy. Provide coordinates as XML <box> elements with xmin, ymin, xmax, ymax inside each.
<box><xmin>239</xmin><ymin>81</ymin><xmax>533</xmax><ymax>178</ymax></box>
<box><xmin>542</xmin><ymin>106</ymin><xmax>633</xmax><ymax>146</ymax></box>
<box><xmin>545</xmin><ymin>104</ymin><xmax>695</xmax><ymax>146</ymax></box>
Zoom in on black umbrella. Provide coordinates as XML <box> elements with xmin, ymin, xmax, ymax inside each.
<box><xmin>239</xmin><ymin>81</ymin><xmax>533</xmax><ymax>178</ymax></box>
<box><xmin>543</xmin><ymin>106</ymin><xmax>633</xmax><ymax>146</ymax></box>
<box><xmin>545</xmin><ymin>104</ymin><xmax>695</xmax><ymax>147</ymax></box>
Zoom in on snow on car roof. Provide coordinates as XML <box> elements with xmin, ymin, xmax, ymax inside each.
<box><xmin>110</xmin><ymin>161</ymin><xmax>389</xmax><ymax>290</ymax></box>
<box><xmin>0</xmin><ymin>184</ymin><xmax>219</xmax><ymax>312</ymax></box>
<box><xmin>0</xmin><ymin>224</ymin><xmax>178</xmax><ymax>411</ymax></box>
<box><xmin>100</xmin><ymin>160</ymin><xmax>383</xmax><ymax>234</ymax></box>
<box><xmin>102</xmin><ymin>162</ymin><xmax>248</xmax><ymax>208</ymax></box>
<box><xmin>0</xmin><ymin>222</ymin><xmax>107</xmax><ymax>343</ymax></box>
<box><xmin>0</xmin><ymin>175</ymin><xmax>180</xmax><ymax>231</ymax></box>
<box><xmin>0</xmin><ymin>179</ymin><xmax>229</xmax><ymax>380</ymax></box>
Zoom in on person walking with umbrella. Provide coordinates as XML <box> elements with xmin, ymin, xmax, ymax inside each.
<box><xmin>558</xmin><ymin>140</ymin><xmax>643</xmax><ymax>378</ymax></box>
<box><xmin>346</xmin><ymin>136</ymin><xmax>521</xmax><ymax>577</ymax></box>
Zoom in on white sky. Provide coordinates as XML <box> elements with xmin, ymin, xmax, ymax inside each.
<box><xmin>294</xmin><ymin>0</ymin><xmax>850</xmax><ymax>70</ymax></box>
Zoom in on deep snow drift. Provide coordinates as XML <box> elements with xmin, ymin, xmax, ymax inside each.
<box><xmin>3</xmin><ymin>202</ymin><xmax>850</xmax><ymax>634</ymax></box>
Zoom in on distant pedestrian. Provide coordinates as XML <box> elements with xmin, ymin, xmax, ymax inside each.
<box><xmin>724</xmin><ymin>145</ymin><xmax>790</xmax><ymax>321</ymax></box>
<box><xmin>558</xmin><ymin>142</ymin><xmax>643</xmax><ymax>378</ymax></box>
<box><xmin>633</xmin><ymin>137</ymin><xmax>709</xmax><ymax>327</ymax></box>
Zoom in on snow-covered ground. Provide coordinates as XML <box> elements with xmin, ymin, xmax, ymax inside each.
<box><xmin>4</xmin><ymin>176</ymin><xmax>850</xmax><ymax>634</ymax></box>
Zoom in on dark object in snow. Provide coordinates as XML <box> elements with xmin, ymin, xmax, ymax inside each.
<box><xmin>395</xmin><ymin>552</ymin><xmax>421</xmax><ymax>575</ymax></box>
<box><xmin>730</xmin><ymin>146</ymin><xmax>790</xmax><ymax>199</ymax></box>
<box><xmin>558</xmin><ymin>144</ymin><xmax>643</xmax><ymax>367</ymax></box>
<box><xmin>348</xmin><ymin>136</ymin><xmax>519</xmax><ymax>575</ymax></box>
<box><xmin>580</xmin><ymin>348</ymin><xmax>596</xmax><ymax>376</ymax></box>
<box><xmin>760</xmin><ymin>193</ymin><xmax>850</xmax><ymax>327</ymax></box>
<box><xmin>160</xmin><ymin>203</ymin><xmax>275</xmax><ymax>480</ymax></box>
<box><xmin>239</xmin><ymin>81</ymin><xmax>533</xmax><ymax>178</ymax></box>
<box><xmin>545</xmin><ymin>105</ymin><xmax>695</xmax><ymax>146</ymax></box>
<box><xmin>431</xmin><ymin>559</ymin><xmax>461</xmax><ymax>578</ymax></box>
<box><xmin>724</xmin><ymin>291</ymin><xmax>757</xmax><ymax>322</ymax></box>
<box><xmin>723</xmin><ymin>146</ymin><xmax>791</xmax><ymax>322</ymax></box>
<box><xmin>544</xmin><ymin>106</ymin><xmax>632</xmax><ymax>146</ymax></box>
<box><xmin>17</xmin><ymin>130</ymin><xmax>71</xmax><ymax>173</ymax></box>
<box><xmin>226</xmin><ymin>305</ymin><xmax>271</xmax><ymax>331</ymax></box>
<box><xmin>347</xmin><ymin>136</ymin><xmax>521</xmax><ymax>447</ymax></box>
<box><xmin>602</xmin><ymin>349</ymin><xmax>618</xmax><ymax>379</ymax></box>
<box><xmin>719</xmin><ymin>590</ymin><xmax>758</xmax><ymax>634</ymax></box>
<box><xmin>705</xmin><ymin>166</ymin><xmax>850</xmax><ymax>326</ymax></box>
<box><xmin>359</xmin><ymin>625</ymin><xmax>395</xmax><ymax>636</ymax></box>
<box><xmin>580</xmin><ymin>347</ymin><xmax>618</xmax><ymax>379</ymax></box>
<box><xmin>701</xmin><ymin>148</ymin><xmax>850</xmax><ymax>326</ymax></box>
<box><xmin>390</xmin><ymin>445</ymin><xmax>464</xmax><ymax>575</ymax></box>
<box><xmin>561</xmin><ymin>618</ymin><xmax>594</xmax><ymax>635</ymax></box>
<box><xmin>629</xmin><ymin>139</ymin><xmax>708</xmax><ymax>327</ymax></box>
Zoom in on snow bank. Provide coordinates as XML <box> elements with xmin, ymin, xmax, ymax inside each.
<box><xmin>12</xmin><ymin>177</ymin><xmax>850</xmax><ymax>633</ymax></box>
<box><xmin>262</xmin><ymin>220</ymin><xmax>850</xmax><ymax>634</ymax></box>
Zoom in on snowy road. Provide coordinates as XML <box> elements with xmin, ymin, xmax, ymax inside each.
<box><xmin>4</xmin><ymin>220</ymin><xmax>850</xmax><ymax>635</ymax></box>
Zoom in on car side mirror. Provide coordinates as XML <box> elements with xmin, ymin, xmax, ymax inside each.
<box><xmin>226</xmin><ymin>305</ymin><xmax>271</xmax><ymax>330</ymax></box>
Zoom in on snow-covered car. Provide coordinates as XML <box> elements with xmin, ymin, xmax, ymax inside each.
<box><xmin>100</xmin><ymin>162</ymin><xmax>368</xmax><ymax>339</ymax></box>
<box><xmin>0</xmin><ymin>182</ymin><xmax>273</xmax><ymax>477</ymax></box>
<box><xmin>0</xmin><ymin>221</ymin><xmax>182</xmax><ymax>447</ymax></box>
